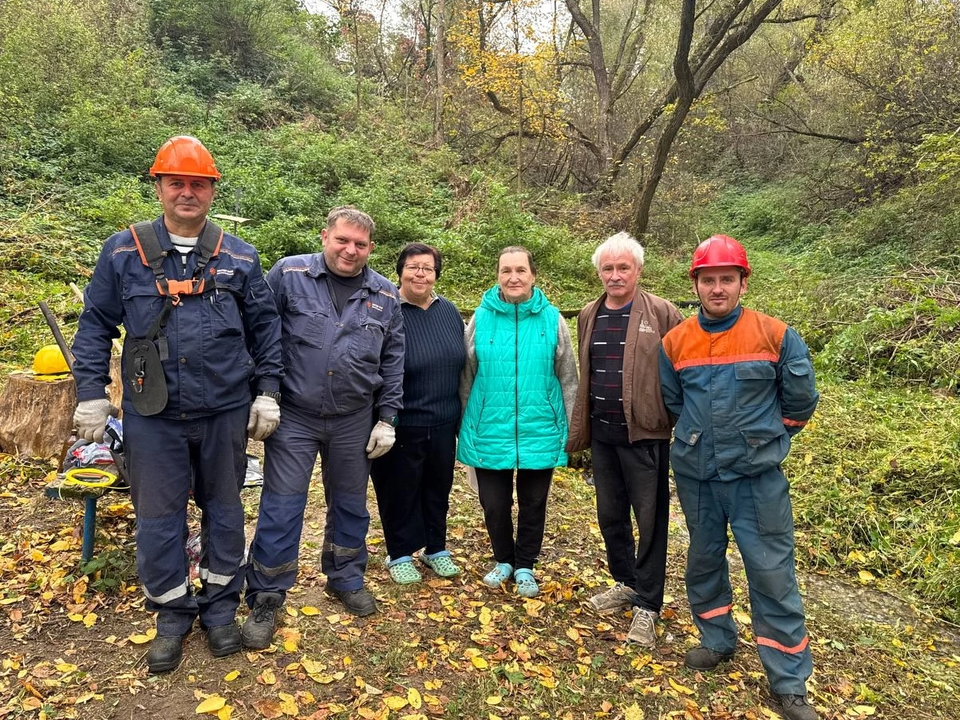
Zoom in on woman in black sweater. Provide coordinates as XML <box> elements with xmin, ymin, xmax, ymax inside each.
<box><xmin>370</xmin><ymin>243</ymin><xmax>466</xmax><ymax>583</ymax></box>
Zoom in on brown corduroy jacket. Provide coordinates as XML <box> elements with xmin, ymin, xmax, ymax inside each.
<box><xmin>566</xmin><ymin>289</ymin><xmax>683</xmax><ymax>453</ymax></box>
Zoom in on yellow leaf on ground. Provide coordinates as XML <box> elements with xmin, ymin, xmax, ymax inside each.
<box><xmin>623</xmin><ymin>703</ymin><xmax>644</xmax><ymax>720</ymax></box>
<box><xmin>668</xmin><ymin>677</ymin><xmax>695</xmax><ymax>696</ymax></box>
<box><xmin>300</xmin><ymin>606</ymin><xmax>320</xmax><ymax>616</ymax></box>
<box><xmin>195</xmin><ymin>695</ymin><xmax>226</xmax><ymax>714</ymax></box>
<box><xmin>486</xmin><ymin>695</ymin><xmax>502</xmax><ymax>705</ymax></box>
<box><xmin>950</xmin><ymin>530</ymin><xmax>960</xmax><ymax>546</ymax></box>
<box><xmin>128</xmin><ymin>628</ymin><xmax>157</xmax><ymax>644</ymax></box>
<box><xmin>566</xmin><ymin>627</ymin><xmax>580</xmax><ymax>641</ymax></box>
<box><xmin>539</xmin><ymin>677</ymin><xmax>556</xmax><ymax>688</ymax></box>
<box><xmin>858</xmin><ymin>570</ymin><xmax>876</xmax><ymax>582</ymax></box>
<box><xmin>56</xmin><ymin>663</ymin><xmax>78</xmax><ymax>673</ymax></box>
<box><xmin>217</xmin><ymin>706</ymin><xmax>232</xmax><ymax>720</ymax></box>
<box><xmin>471</xmin><ymin>656</ymin><xmax>489</xmax><ymax>669</ymax></box>
<box><xmin>259</xmin><ymin>669</ymin><xmax>277</xmax><ymax>685</ymax></box>
<box><xmin>223</xmin><ymin>670</ymin><xmax>240</xmax><ymax>681</ymax></box>
<box><xmin>83</xmin><ymin>612</ymin><xmax>97</xmax><ymax>627</ymax></box>
<box><xmin>733</xmin><ymin>610</ymin><xmax>751</xmax><ymax>626</ymax></box>
<box><xmin>424</xmin><ymin>679</ymin><xmax>442</xmax><ymax>690</ymax></box>
<box><xmin>407</xmin><ymin>687</ymin><xmax>422</xmax><ymax>708</ymax></box>
<box><xmin>278</xmin><ymin>692</ymin><xmax>298</xmax><ymax>715</ymax></box>
<box><xmin>383</xmin><ymin>696</ymin><xmax>408</xmax><ymax>710</ymax></box>
<box><xmin>853</xmin><ymin>706</ymin><xmax>877</xmax><ymax>716</ymax></box>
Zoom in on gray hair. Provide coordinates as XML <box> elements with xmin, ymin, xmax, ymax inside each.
<box><xmin>591</xmin><ymin>231</ymin><xmax>645</xmax><ymax>271</ymax></box>
<box><xmin>326</xmin><ymin>206</ymin><xmax>375</xmax><ymax>236</ymax></box>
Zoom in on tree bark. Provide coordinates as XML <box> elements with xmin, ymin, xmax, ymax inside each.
<box><xmin>0</xmin><ymin>359</ymin><xmax>121</xmax><ymax>459</ymax></box>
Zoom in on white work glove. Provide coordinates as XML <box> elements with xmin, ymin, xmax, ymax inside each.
<box><xmin>247</xmin><ymin>395</ymin><xmax>281</xmax><ymax>441</ymax></box>
<box><xmin>365</xmin><ymin>420</ymin><xmax>396</xmax><ymax>459</ymax></box>
<box><xmin>73</xmin><ymin>399</ymin><xmax>118</xmax><ymax>443</ymax></box>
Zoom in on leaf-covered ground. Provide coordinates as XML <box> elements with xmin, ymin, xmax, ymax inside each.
<box><xmin>1</xmin><ymin>452</ymin><xmax>958</xmax><ymax>720</ymax></box>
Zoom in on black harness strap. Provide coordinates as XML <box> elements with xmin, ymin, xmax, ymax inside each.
<box><xmin>130</xmin><ymin>220</ymin><xmax>224</xmax><ymax>304</ymax></box>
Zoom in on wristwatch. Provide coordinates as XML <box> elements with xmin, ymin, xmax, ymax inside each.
<box><xmin>380</xmin><ymin>414</ymin><xmax>399</xmax><ymax>427</ymax></box>
<box><xmin>259</xmin><ymin>390</ymin><xmax>282</xmax><ymax>403</ymax></box>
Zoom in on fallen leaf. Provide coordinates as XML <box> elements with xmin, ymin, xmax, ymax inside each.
<box><xmin>383</xmin><ymin>696</ymin><xmax>408</xmax><ymax>710</ymax></box>
<box><xmin>223</xmin><ymin>670</ymin><xmax>240</xmax><ymax>682</ymax></box>
<box><xmin>195</xmin><ymin>695</ymin><xmax>226</xmax><ymax>714</ymax></box>
<box><xmin>407</xmin><ymin>687</ymin><xmax>422</xmax><ymax>709</ymax></box>
<box><xmin>301</xmin><ymin>606</ymin><xmax>320</xmax><ymax>616</ymax></box>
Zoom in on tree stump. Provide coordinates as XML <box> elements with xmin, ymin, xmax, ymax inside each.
<box><xmin>0</xmin><ymin>358</ymin><xmax>122</xmax><ymax>459</ymax></box>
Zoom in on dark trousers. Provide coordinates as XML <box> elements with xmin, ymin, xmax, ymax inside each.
<box><xmin>675</xmin><ymin>468</ymin><xmax>812</xmax><ymax>695</ymax></box>
<box><xmin>125</xmin><ymin>406</ymin><xmax>248</xmax><ymax>636</ymax></box>
<box><xmin>370</xmin><ymin>420</ymin><xmax>458</xmax><ymax>559</ymax></box>
<box><xmin>591</xmin><ymin>438</ymin><xmax>670</xmax><ymax>612</ymax></box>
<box><xmin>246</xmin><ymin>406</ymin><xmax>372</xmax><ymax>598</ymax></box>
<box><xmin>475</xmin><ymin>467</ymin><xmax>553</xmax><ymax>570</ymax></box>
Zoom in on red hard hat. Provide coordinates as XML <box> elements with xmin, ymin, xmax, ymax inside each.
<box><xmin>689</xmin><ymin>234</ymin><xmax>752</xmax><ymax>278</ymax></box>
<box><xmin>149</xmin><ymin>136</ymin><xmax>221</xmax><ymax>180</ymax></box>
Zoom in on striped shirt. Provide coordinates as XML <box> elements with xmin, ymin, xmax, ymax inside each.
<box><xmin>589</xmin><ymin>301</ymin><xmax>631</xmax><ymax>445</ymax></box>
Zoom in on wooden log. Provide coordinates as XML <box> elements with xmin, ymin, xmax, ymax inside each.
<box><xmin>0</xmin><ymin>357</ymin><xmax>122</xmax><ymax>459</ymax></box>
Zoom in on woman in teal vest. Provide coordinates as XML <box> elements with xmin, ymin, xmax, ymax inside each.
<box><xmin>458</xmin><ymin>246</ymin><xmax>578</xmax><ymax>598</ymax></box>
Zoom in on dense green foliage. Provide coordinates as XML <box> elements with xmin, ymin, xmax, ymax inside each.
<box><xmin>1</xmin><ymin>0</ymin><xmax>958</xmax><ymax>620</ymax></box>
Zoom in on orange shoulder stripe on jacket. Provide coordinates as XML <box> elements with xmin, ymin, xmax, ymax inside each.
<box><xmin>663</xmin><ymin>308</ymin><xmax>787</xmax><ymax>371</ymax></box>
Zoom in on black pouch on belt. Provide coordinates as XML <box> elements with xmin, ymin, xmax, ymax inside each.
<box><xmin>123</xmin><ymin>338</ymin><xmax>168</xmax><ymax>415</ymax></box>
<box><xmin>123</xmin><ymin>297</ymin><xmax>173</xmax><ymax>416</ymax></box>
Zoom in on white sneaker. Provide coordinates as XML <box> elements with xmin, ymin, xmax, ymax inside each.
<box><xmin>588</xmin><ymin>582</ymin><xmax>637</xmax><ymax>612</ymax></box>
<box><xmin>626</xmin><ymin>607</ymin><xmax>658</xmax><ymax>647</ymax></box>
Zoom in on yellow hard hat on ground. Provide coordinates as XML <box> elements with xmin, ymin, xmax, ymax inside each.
<box><xmin>33</xmin><ymin>345</ymin><xmax>70</xmax><ymax>375</ymax></box>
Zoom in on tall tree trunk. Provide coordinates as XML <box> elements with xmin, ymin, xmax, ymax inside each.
<box><xmin>433</xmin><ymin>0</ymin><xmax>446</xmax><ymax>145</ymax></box>
<box><xmin>631</xmin><ymin>0</ymin><xmax>696</xmax><ymax>236</ymax></box>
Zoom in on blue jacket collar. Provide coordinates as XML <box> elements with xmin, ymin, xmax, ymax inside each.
<box><xmin>697</xmin><ymin>303</ymin><xmax>743</xmax><ymax>332</ymax></box>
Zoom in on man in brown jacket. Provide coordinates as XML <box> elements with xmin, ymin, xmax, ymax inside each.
<box><xmin>567</xmin><ymin>231</ymin><xmax>683</xmax><ymax>646</ymax></box>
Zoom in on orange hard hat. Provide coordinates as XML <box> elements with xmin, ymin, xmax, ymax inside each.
<box><xmin>689</xmin><ymin>234</ymin><xmax>752</xmax><ymax>278</ymax></box>
<box><xmin>33</xmin><ymin>345</ymin><xmax>70</xmax><ymax>375</ymax></box>
<box><xmin>149</xmin><ymin>135</ymin><xmax>221</xmax><ymax>180</ymax></box>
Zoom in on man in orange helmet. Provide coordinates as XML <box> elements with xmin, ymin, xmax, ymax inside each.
<box><xmin>72</xmin><ymin>136</ymin><xmax>283</xmax><ymax>674</ymax></box>
<box><xmin>659</xmin><ymin>235</ymin><xmax>820</xmax><ymax>720</ymax></box>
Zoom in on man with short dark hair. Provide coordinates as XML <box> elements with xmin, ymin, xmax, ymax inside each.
<box><xmin>659</xmin><ymin>234</ymin><xmax>819</xmax><ymax>720</ymax></box>
<box><xmin>567</xmin><ymin>231</ymin><xmax>683</xmax><ymax>647</ymax></box>
<box><xmin>243</xmin><ymin>206</ymin><xmax>404</xmax><ymax>646</ymax></box>
<box><xmin>72</xmin><ymin>135</ymin><xmax>283</xmax><ymax>673</ymax></box>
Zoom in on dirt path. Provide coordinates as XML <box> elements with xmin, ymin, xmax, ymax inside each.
<box><xmin>2</xmin><ymin>457</ymin><xmax>958</xmax><ymax>719</ymax></box>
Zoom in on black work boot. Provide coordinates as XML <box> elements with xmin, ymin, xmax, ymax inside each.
<box><xmin>206</xmin><ymin>623</ymin><xmax>242</xmax><ymax>657</ymax></box>
<box><xmin>241</xmin><ymin>592</ymin><xmax>283</xmax><ymax>650</ymax></box>
<box><xmin>146</xmin><ymin>635</ymin><xmax>185</xmax><ymax>674</ymax></box>
<box><xmin>684</xmin><ymin>645</ymin><xmax>735</xmax><ymax>671</ymax></box>
<box><xmin>773</xmin><ymin>693</ymin><xmax>818</xmax><ymax>720</ymax></box>
<box><xmin>329</xmin><ymin>587</ymin><xmax>377</xmax><ymax>617</ymax></box>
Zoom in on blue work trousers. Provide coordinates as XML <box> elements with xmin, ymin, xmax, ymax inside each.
<box><xmin>246</xmin><ymin>406</ymin><xmax>372</xmax><ymax>602</ymax></box>
<box><xmin>124</xmin><ymin>406</ymin><xmax>248</xmax><ymax>637</ymax></box>
<box><xmin>370</xmin><ymin>420</ymin><xmax>458</xmax><ymax>559</ymax></box>
<box><xmin>674</xmin><ymin>467</ymin><xmax>813</xmax><ymax>695</ymax></box>
<box><xmin>591</xmin><ymin>438</ymin><xmax>670</xmax><ymax>613</ymax></box>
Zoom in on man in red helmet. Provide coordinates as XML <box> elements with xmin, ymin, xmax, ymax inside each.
<box><xmin>659</xmin><ymin>235</ymin><xmax>820</xmax><ymax>720</ymax></box>
<box><xmin>72</xmin><ymin>136</ymin><xmax>283</xmax><ymax>673</ymax></box>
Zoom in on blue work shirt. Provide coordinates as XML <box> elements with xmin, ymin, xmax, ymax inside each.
<box><xmin>266</xmin><ymin>253</ymin><xmax>404</xmax><ymax>418</ymax></box>
<box><xmin>72</xmin><ymin>216</ymin><xmax>283</xmax><ymax>419</ymax></box>
<box><xmin>659</xmin><ymin>305</ymin><xmax>818</xmax><ymax>482</ymax></box>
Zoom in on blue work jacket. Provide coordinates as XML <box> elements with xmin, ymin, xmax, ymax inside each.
<box><xmin>659</xmin><ymin>305</ymin><xmax>818</xmax><ymax>482</ymax></box>
<box><xmin>266</xmin><ymin>253</ymin><xmax>404</xmax><ymax>418</ymax></box>
<box><xmin>72</xmin><ymin>216</ymin><xmax>283</xmax><ymax>419</ymax></box>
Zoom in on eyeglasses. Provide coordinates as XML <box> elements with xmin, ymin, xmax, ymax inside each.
<box><xmin>403</xmin><ymin>264</ymin><xmax>436</xmax><ymax>275</ymax></box>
